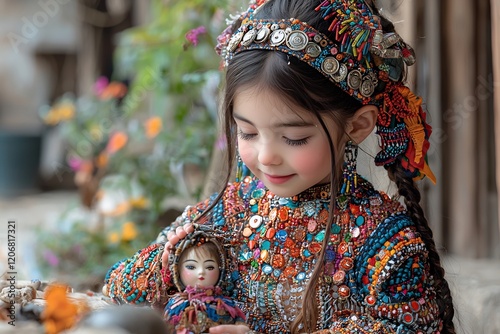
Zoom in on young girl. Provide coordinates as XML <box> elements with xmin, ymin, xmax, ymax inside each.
<box><xmin>104</xmin><ymin>0</ymin><xmax>455</xmax><ymax>333</ymax></box>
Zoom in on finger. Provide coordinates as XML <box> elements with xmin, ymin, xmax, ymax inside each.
<box><xmin>169</xmin><ymin>235</ymin><xmax>180</xmax><ymax>246</ymax></box>
<box><xmin>161</xmin><ymin>247</ymin><xmax>170</xmax><ymax>268</ymax></box>
<box><xmin>166</xmin><ymin>230</ymin><xmax>176</xmax><ymax>241</ymax></box>
<box><xmin>176</xmin><ymin>226</ymin><xmax>187</xmax><ymax>239</ymax></box>
<box><xmin>183</xmin><ymin>223</ymin><xmax>194</xmax><ymax>233</ymax></box>
<box><xmin>209</xmin><ymin>325</ymin><xmax>249</xmax><ymax>334</ymax></box>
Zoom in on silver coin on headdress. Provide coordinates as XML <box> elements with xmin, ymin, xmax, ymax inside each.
<box><xmin>332</xmin><ymin>63</ymin><xmax>348</xmax><ymax>82</ymax></box>
<box><xmin>241</xmin><ymin>29</ymin><xmax>257</xmax><ymax>46</ymax></box>
<box><xmin>360</xmin><ymin>79</ymin><xmax>375</xmax><ymax>97</ymax></box>
<box><xmin>286</xmin><ymin>30</ymin><xmax>308</xmax><ymax>51</ymax></box>
<box><xmin>270</xmin><ymin>29</ymin><xmax>286</xmax><ymax>46</ymax></box>
<box><xmin>305</xmin><ymin>43</ymin><xmax>322</xmax><ymax>58</ymax></box>
<box><xmin>347</xmin><ymin>70</ymin><xmax>362</xmax><ymax>90</ymax></box>
<box><xmin>321</xmin><ymin>56</ymin><xmax>339</xmax><ymax>75</ymax></box>
<box><xmin>227</xmin><ymin>30</ymin><xmax>244</xmax><ymax>52</ymax></box>
<box><xmin>255</xmin><ymin>27</ymin><xmax>271</xmax><ymax>43</ymax></box>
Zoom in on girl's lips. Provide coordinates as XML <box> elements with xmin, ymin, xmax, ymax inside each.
<box><xmin>198</xmin><ymin>277</ymin><xmax>205</xmax><ymax>280</ymax></box>
<box><xmin>264</xmin><ymin>173</ymin><xmax>294</xmax><ymax>184</ymax></box>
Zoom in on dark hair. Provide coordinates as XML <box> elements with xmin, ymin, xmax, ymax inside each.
<box><xmin>200</xmin><ymin>0</ymin><xmax>455</xmax><ymax>332</ymax></box>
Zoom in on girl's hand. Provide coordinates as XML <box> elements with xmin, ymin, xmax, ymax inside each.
<box><xmin>161</xmin><ymin>223</ymin><xmax>195</xmax><ymax>268</ymax></box>
<box><xmin>208</xmin><ymin>324</ymin><xmax>251</xmax><ymax>334</ymax></box>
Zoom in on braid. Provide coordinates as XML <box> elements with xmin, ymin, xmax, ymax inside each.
<box><xmin>387</xmin><ymin>163</ymin><xmax>455</xmax><ymax>334</ymax></box>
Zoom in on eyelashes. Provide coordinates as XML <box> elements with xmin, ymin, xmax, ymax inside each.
<box><xmin>284</xmin><ymin>137</ymin><xmax>309</xmax><ymax>146</ymax></box>
<box><xmin>237</xmin><ymin>131</ymin><xmax>256</xmax><ymax>141</ymax></box>
<box><xmin>237</xmin><ymin>130</ymin><xmax>309</xmax><ymax>146</ymax></box>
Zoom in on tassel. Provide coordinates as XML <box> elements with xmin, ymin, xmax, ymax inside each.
<box><xmin>405</xmin><ymin>116</ymin><xmax>425</xmax><ymax>164</ymax></box>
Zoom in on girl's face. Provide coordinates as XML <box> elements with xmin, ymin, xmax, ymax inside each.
<box><xmin>179</xmin><ymin>247</ymin><xmax>220</xmax><ymax>288</ymax></box>
<box><xmin>233</xmin><ymin>86</ymin><xmax>340</xmax><ymax>197</ymax></box>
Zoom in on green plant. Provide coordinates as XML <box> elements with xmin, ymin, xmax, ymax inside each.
<box><xmin>36</xmin><ymin>0</ymin><xmax>235</xmax><ymax>278</ymax></box>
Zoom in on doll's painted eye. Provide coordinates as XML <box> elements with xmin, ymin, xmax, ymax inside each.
<box><xmin>185</xmin><ymin>265</ymin><xmax>195</xmax><ymax>270</ymax></box>
<box><xmin>206</xmin><ymin>266</ymin><xmax>215</xmax><ymax>271</ymax></box>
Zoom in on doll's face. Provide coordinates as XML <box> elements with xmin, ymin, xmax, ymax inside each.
<box><xmin>179</xmin><ymin>247</ymin><xmax>220</xmax><ymax>288</ymax></box>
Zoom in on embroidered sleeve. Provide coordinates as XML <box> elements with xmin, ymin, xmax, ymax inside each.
<box><xmin>326</xmin><ymin>215</ymin><xmax>441</xmax><ymax>333</ymax></box>
<box><xmin>314</xmin><ymin>215</ymin><xmax>441</xmax><ymax>333</ymax></box>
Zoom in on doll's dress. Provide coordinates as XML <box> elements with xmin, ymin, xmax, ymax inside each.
<box><xmin>164</xmin><ymin>285</ymin><xmax>245</xmax><ymax>334</ymax></box>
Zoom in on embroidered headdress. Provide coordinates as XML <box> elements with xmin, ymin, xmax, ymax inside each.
<box><xmin>216</xmin><ymin>0</ymin><xmax>436</xmax><ymax>183</ymax></box>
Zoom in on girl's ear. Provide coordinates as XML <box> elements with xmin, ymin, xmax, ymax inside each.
<box><xmin>345</xmin><ymin>105</ymin><xmax>378</xmax><ymax>143</ymax></box>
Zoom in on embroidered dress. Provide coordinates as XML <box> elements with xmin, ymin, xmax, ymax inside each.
<box><xmin>164</xmin><ymin>285</ymin><xmax>246</xmax><ymax>333</ymax></box>
<box><xmin>105</xmin><ymin>175</ymin><xmax>441</xmax><ymax>333</ymax></box>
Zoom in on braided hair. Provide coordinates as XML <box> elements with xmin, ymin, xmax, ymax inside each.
<box><xmin>387</xmin><ymin>162</ymin><xmax>455</xmax><ymax>333</ymax></box>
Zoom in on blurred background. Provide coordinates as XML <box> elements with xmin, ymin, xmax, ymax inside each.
<box><xmin>0</xmin><ymin>0</ymin><xmax>499</xmax><ymax>332</ymax></box>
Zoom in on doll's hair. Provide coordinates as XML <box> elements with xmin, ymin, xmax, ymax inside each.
<box><xmin>203</xmin><ymin>0</ymin><xmax>455</xmax><ymax>332</ymax></box>
<box><xmin>178</xmin><ymin>241</ymin><xmax>221</xmax><ymax>268</ymax></box>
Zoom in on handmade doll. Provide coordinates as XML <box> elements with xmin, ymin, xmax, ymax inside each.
<box><xmin>162</xmin><ymin>228</ymin><xmax>246</xmax><ymax>334</ymax></box>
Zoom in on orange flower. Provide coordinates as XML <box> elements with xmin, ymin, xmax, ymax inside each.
<box><xmin>144</xmin><ymin>116</ymin><xmax>163</xmax><ymax>139</ymax></box>
<box><xmin>129</xmin><ymin>196</ymin><xmax>148</xmax><ymax>209</ymax></box>
<box><xmin>106</xmin><ymin>132</ymin><xmax>128</xmax><ymax>154</ymax></box>
<box><xmin>42</xmin><ymin>284</ymin><xmax>87</xmax><ymax>334</ymax></box>
<box><xmin>122</xmin><ymin>221</ymin><xmax>138</xmax><ymax>241</ymax></box>
<box><xmin>105</xmin><ymin>201</ymin><xmax>131</xmax><ymax>217</ymax></box>
<box><xmin>99</xmin><ymin>82</ymin><xmax>127</xmax><ymax>100</ymax></box>
<box><xmin>43</xmin><ymin>102</ymin><xmax>75</xmax><ymax>125</ymax></box>
<box><xmin>96</xmin><ymin>152</ymin><xmax>109</xmax><ymax>168</ymax></box>
<box><xmin>108</xmin><ymin>232</ymin><xmax>120</xmax><ymax>243</ymax></box>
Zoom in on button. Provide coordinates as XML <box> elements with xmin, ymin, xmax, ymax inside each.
<box><xmin>332</xmin><ymin>270</ymin><xmax>346</xmax><ymax>284</ymax></box>
<box><xmin>249</xmin><ymin>215</ymin><xmax>263</xmax><ymax>228</ymax></box>
<box><xmin>347</xmin><ymin>69</ymin><xmax>362</xmax><ymax>90</ymax></box>
<box><xmin>286</xmin><ymin>30</ymin><xmax>309</xmax><ymax>51</ymax></box>
<box><xmin>270</xmin><ymin>29</ymin><xmax>286</xmax><ymax>46</ymax></box>
<box><xmin>321</xmin><ymin>56</ymin><xmax>339</xmax><ymax>75</ymax></box>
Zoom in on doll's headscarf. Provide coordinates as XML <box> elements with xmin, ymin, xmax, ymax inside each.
<box><xmin>216</xmin><ymin>0</ymin><xmax>436</xmax><ymax>183</ymax></box>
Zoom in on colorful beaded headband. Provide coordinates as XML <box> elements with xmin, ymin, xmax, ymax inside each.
<box><xmin>167</xmin><ymin>226</ymin><xmax>227</xmax><ymax>291</ymax></box>
<box><xmin>225</xmin><ymin>18</ymin><xmax>381</xmax><ymax>103</ymax></box>
<box><xmin>216</xmin><ymin>0</ymin><xmax>436</xmax><ymax>183</ymax></box>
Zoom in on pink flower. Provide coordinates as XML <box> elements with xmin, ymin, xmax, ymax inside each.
<box><xmin>94</xmin><ymin>76</ymin><xmax>109</xmax><ymax>96</ymax></box>
<box><xmin>44</xmin><ymin>250</ymin><xmax>60</xmax><ymax>267</ymax></box>
<box><xmin>216</xmin><ymin>134</ymin><xmax>227</xmax><ymax>150</ymax></box>
<box><xmin>185</xmin><ymin>26</ymin><xmax>207</xmax><ymax>47</ymax></box>
<box><xmin>68</xmin><ymin>156</ymin><xmax>83</xmax><ymax>171</ymax></box>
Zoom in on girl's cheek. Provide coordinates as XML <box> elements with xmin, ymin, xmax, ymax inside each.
<box><xmin>238</xmin><ymin>143</ymin><xmax>255</xmax><ymax>167</ymax></box>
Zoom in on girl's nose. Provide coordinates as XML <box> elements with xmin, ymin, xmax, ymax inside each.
<box><xmin>257</xmin><ymin>143</ymin><xmax>281</xmax><ymax>166</ymax></box>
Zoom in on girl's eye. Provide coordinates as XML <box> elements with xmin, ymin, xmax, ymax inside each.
<box><xmin>237</xmin><ymin>130</ymin><xmax>256</xmax><ymax>141</ymax></box>
<box><xmin>284</xmin><ymin>137</ymin><xmax>310</xmax><ymax>146</ymax></box>
<box><xmin>185</xmin><ymin>265</ymin><xmax>195</xmax><ymax>270</ymax></box>
<box><xmin>206</xmin><ymin>266</ymin><xmax>215</xmax><ymax>271</ymax></box>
